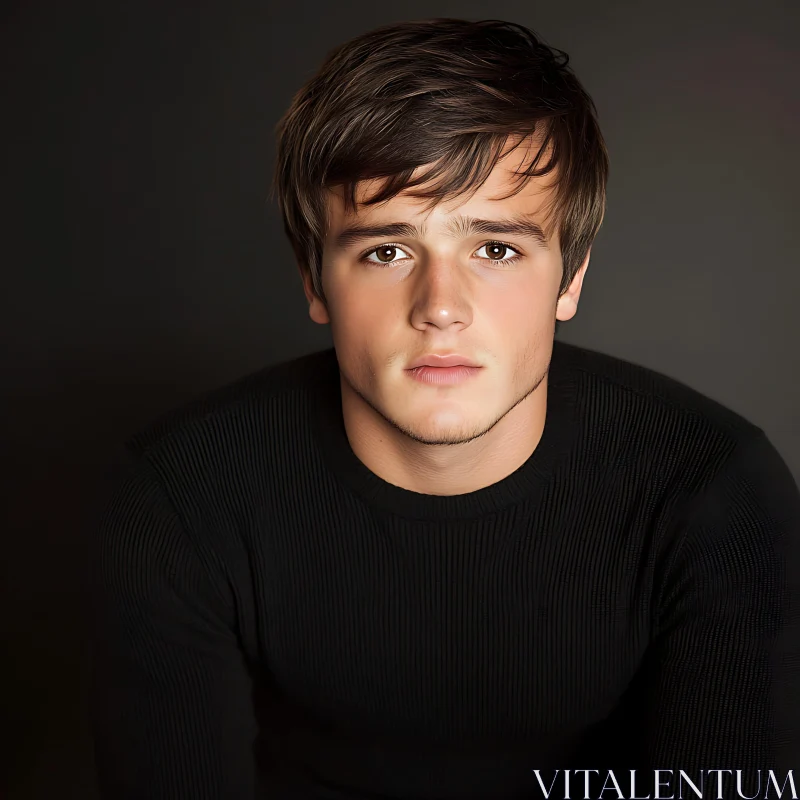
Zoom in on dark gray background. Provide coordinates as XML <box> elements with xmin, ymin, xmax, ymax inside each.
<box><xmin>2</xmin><ymin>1</ymin><xmax>798</xmax><ymax>796</ymax></box>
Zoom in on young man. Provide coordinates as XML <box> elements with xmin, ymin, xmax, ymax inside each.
<box><xmin>89</xmin><ymin>18</ymin><xmax>800</xmax><ymax>800</ymax></box>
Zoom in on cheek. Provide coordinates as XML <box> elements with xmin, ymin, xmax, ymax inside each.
<box><xmin>328</xmin><ymin>287</ymin><xmax>397</xmax><ymax>353</ymax></box>
<box><xmin>482</xmin><ymin>280</ymin><xmax>554</xmax><ymax>331</ymax></box>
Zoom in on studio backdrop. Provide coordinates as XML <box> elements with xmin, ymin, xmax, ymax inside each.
<box><xmin>2</xmin><ymin>1</ymin><xmax>798</xmax><ymax>797</ymax></box>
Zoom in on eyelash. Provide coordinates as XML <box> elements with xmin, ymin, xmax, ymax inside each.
<box><xmin>359</xmin><ymin>240</ymin><xmax>524</xmax><ymax>267</ymax></box>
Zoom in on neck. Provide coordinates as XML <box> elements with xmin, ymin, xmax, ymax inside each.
<box><xmin>340</xmin><ymin>373</ymin><xmax>549</xmax><ymax>497</ymax></box>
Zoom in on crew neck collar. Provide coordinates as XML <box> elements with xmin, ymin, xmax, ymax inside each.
<box><xmin>310</xmin><ymin>341</ymin><xmax>578</xmax><ymax>521</ymax></box>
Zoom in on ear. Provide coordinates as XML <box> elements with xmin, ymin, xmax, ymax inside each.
<box><xmin>556</xmin><ymin>247</ymin><xmax>591</xmax><ymax>322</ymax></box>
<box><xmin>299</xmin><ymin>264</ymin><xmax>331</xmax><ymax>325</ymax></box>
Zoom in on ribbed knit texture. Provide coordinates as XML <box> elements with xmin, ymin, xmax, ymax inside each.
<box><xmin>88</xmin><ymin>340</ymin><xmax>800</xmax><ymax>799</ymax></box>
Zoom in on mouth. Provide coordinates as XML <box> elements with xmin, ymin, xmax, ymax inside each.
<box><xmin>405</xmin><ymin>364</ymin><xmax>483</xmax><ymax>386</ymax></box>
<box><xmin>406</xmin><ymin>354</ymin><xmax>481</xmax><ymax>369</ymax></box>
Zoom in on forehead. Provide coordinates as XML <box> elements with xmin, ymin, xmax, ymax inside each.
<box><xmin>325</xmin><ymin>134</ymin><xmax>557</xmax><ymax>228</ymax></box>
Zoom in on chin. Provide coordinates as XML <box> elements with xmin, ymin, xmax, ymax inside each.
<box><xmin>391</xmin><ymin>406</ymin><xmax>497</xmax><ymax>447</ymax></box>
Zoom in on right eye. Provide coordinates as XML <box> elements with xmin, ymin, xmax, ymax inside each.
<box><xmin>362</xmin><ymin>244</ymin><xmax>412</xmax><ymax>265</ymax></box>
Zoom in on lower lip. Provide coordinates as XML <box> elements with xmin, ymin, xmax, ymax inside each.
<box><xmin>406</xmin><ymin>366</ymin><xmax>482</xmax><ymax>385</ymax></box>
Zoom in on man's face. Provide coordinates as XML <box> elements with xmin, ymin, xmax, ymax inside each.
<box><xmin>304</xmin><ymin>142</ymin><xmax>589</xmax><ymax>448</ymax></box>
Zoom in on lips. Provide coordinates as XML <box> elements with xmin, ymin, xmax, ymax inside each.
<box><xmin>406</xmin><ymin>354</ymin><xmax>481</xmax><ymax>369</ymax></box>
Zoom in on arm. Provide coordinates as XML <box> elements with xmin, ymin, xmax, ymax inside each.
<box><xmin>640</xmin><ymin>433</ymin><xmax>800</xmax><ymax>781</ymax></box>
<box><xmin>88</xmin><ymin>451</ymin><xmax>261</xmax><ymax>799</ymax></box>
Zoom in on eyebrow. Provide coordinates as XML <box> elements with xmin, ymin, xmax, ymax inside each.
<box><xmin>332</xmin><ymin>213</ymin><xmax>550</xmax><ymax>251</ymax></box>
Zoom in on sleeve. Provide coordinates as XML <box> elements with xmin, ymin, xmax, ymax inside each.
<box><xmin>87</xmin><ymin>450</ymin><xmax>262</xmax><ymax>799</ymax></box>
<box><xmin>640</xmin><ymin>432</ymin><xmax>800</xmax><ymax>780</ymax></box>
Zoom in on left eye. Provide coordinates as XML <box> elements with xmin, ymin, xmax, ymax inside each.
<box><xmin>475</xmin><ymin>242</ymin><xmax>520</xmax><ymax>261</ymax></box>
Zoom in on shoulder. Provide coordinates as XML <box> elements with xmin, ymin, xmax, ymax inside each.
<box><xmin>551</xmin><ymin>340</ymin><xmax>771</xmax><ymax>491</ymax></box>
<box><xmin>554</xmin><ymin>342</ymin><xmax>800</xmax><ymax>579</ymax></box>
<box><xmin>553</xmin><ymin>339</ymin><xmax>761</xmax><ymax>437</ymax></box>
<box><xmin>125</xmin><ymin>347</ymin><xmax>336</xmax><ymax>456</ymax></box>
<box><xmin>115</xmin><ymin>347</ymin><xmax>338</xmax><ymax>505</ymax></box>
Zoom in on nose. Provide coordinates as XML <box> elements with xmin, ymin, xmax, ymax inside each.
<box><xmin>408</xmin><ymin>260</ymin><xmax>473</xmax><ymax>332</ymax></box>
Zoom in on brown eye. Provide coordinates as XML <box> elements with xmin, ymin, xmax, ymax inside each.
<box><xmin>475</xmin><ymin>242</ymin><xmax>521</xmax><ymax>263</ymax></box>
<box><xmin>486</xmin><ymin>243</ymin><xmax>508</xmax><ymax>259</ymax></box>
<box><xmin>363</xmin><ymin>244</ymin><xmax>410</xmax><ymax>265</ymax></box>
<box><xmin>375</xmin><ymin>246</ymin><xmax>397</xmax><ymax>263</ymax></box>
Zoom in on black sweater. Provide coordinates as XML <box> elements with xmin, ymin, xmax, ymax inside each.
<box><xmin>88</xmin><ymin>340</ymin><xmax>800</xmax><ymax>799</ymax></box>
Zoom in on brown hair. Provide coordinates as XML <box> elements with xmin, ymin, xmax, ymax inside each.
<box><xmin>272</xmin><ymin>17</ymin><xmax>609</xmax><ymax>306</ymax></box>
